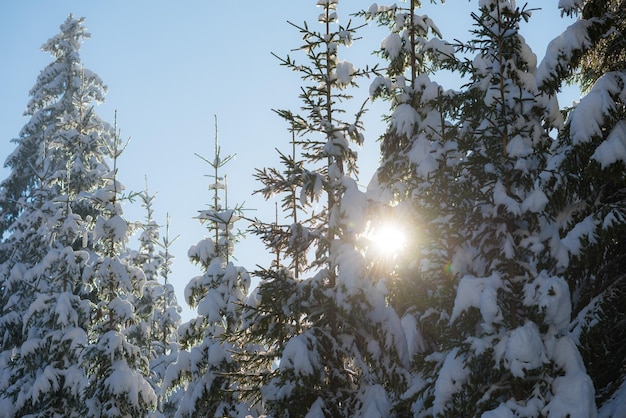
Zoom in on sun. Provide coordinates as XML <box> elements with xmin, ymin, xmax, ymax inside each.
<box><xmin>366</xmin><ymin>221</ymin><xmax>407</xmax><ymax>257</ymax></box>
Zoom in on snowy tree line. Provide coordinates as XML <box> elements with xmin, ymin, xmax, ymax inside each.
<box><xmin>0</xmin><ymin>0</ymin><xmax>625</xmax><ymax>417</ymax></box>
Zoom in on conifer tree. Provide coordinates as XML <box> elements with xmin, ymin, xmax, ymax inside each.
<box><xmin>0</xmin><ymin>15</ymin><xmax>109</xmax><ymax>239</ymax></box>
<box><xmin>0</xmin><ymin>13</ymin><xmax>112</xmax><ymax>351</ymax></box>
<box><xmin>240</xmin><ymin>1</ymin><xmax>410</xmax><ymax>416</ymax></box>
<box><xmin>165</xmin><ymin>120</ymin><xmax>253</xmax><ymax>418</ymax></box>
<box><xmin>127</xmin><ymin>184</ymin><xmax>182</xmax><ymax>417</ymax></box>
<box><xmin>407</xmin><ymin>2</ymin><xmax>596</xmax><ymax>416</ymax></box>
<box><xmin>0</xmin><ymin>180</ymin><xmax>91</xmax><ymax>417</ymax></box>
<box><xmin>80</xmin><ymin>131</ymin><xmax>157</xmax><ymax>417</ymax></box>
<box><xmin>151</xmin><ymin>216</ymin><xmax>183</xmax><ymax>418</ymax></box>
<box><xmin>0</xmin><ymin>15</ymin><xmax>114</xmax><ymax>417</ymax></box>
<box><xmin>363</xmin><ymin>2</ymin><xmax>467</xmax><ymax>414</ymax></box>
<box><xmin>126</xmin><ymin>183</ymin><xmax>162</xmax><ymax>357</ymax></box>
<box><xmin>539</xmin><ymin>1</ymin><xmax>626</xmax><ymax>413</ymax></box>
<box><xmin>363</xmin><ymin>0</ymin><xmax>461</xmax><ymax>332</ymax></box>
<box><xmin>564</xmin><ymin>0</ymin><xmax>626</xmax><ymax>92</ymax></box>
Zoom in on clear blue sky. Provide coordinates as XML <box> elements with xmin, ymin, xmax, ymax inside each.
<box><xmin>0</xmin><ymin>1</ymin><xmax>577</xmax><ymax>320</ymax></box>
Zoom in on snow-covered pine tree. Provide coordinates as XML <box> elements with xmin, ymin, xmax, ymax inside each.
<box><xmin>0</xmin><ymin>15</ymin><xmax>108</xmax><ymax>239</ymax></box>
<box><xmin>80</xmin><ymin>130</ymin><xmax>157</xmax><ymax>417</ymax></box>
<box><xmin>152</xmin><ymin>216</ymin><xmax>183</xmax><ymax>418</ymax></box>
<box><xmin>126</xmin><ymin>183</ymin><xmax>162</xmax><ymax>358</ymax></box>
<box><xmin>165</xmin><ymin>120</ymin><xmax>253</xmax><ymax>418</ymax></box>
<box><xmin>0</xmin><ymin>15</ymin><xmax>114</xmax><ymax>417</ymax></box>
<box><xmin>0</xmin><ymin>172</ymin><xmax>92</xmax><ymax>417</ymax></box>
<box><xmin>563</xmin><ymin>0</ymin><xmax>626</xmax><ymax>92</ymax></box>
<box><xmin>363</xmin><ymin>0</ymin><xmax>460</xmax><ymax>338</ymax></box>
<box><xmin>538</xmin><ymin>1</ymin><xmax>626</xmax><ymax>415</ymax></box>
<box><xmin>126</xmin><ymin>184</ymin><xmax>182</xmax><ymax>417</ymax></box>
<box><xmin>240</xmin><ymin>1</ymin><xmax>410</xmax><ymax>416</ymax></box>
<box><xmin>237</xmin><ymin>132</ymin><xmax>310</xmax><ymax>409</ymax></box>
<box><xmin>410</xmin><ymin>1</ymin><xmax>597</xmax><ymax>416</ymax></box>
<box><xmin>362</xmin><ymin>1</ymin><xmax>468</xmax><ymax>414</ymax></box>
<box><xmin>0</xmin><ymin>13</ymin><xmax>111</xmax><ymax>350</ymax></box>
<box><xmin>0</xmin><ymin>197</ymin><xmax>90</xmax><ymax>417</ymax></box>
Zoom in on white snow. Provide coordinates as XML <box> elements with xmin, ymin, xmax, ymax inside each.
<box><xmin>502</xmin><ymin>321</ymin><xmax>546</xmax><ymax>378</ymax></box>
<box><xmin>599</xmin><ymin>378</ymin><xmax>626</xmax><ymax>418</ymax></box>
<box><xmin>401</xmin><ymin>313</ymin><xmax>426</xmax><ymax>358</ymax></box>
<box><xmin>408</xmin><ymin>134</ymin><xmax>439</xmax><ymax>178</ymax></box>
<box><xmin>358</xmin><ymin>384</ymin><xmax>391</xmax><ymax>418</ymax></box>
<box><xmin>381</xmin><ymin>33</ymin><xmax>402</xmax><ymax>60</ymax></box>
<box><xmin>569</xmin><ymin>73</ymin><xmax>626</xmax><ymax>145</ymax></box>
<box><xmin>481</xmin><ymin>404</ymin><xmax>515</xmax><ymax>418</ymax></box>
<box><xmin>544</xmin><ymin>336</ymin><xmax>597</xmax><ymax>418</ymax></box>
<box><xmin>31</xmin><ymin>365</ymin><xmax>60</xmax><ymax>404</ymax></box>
<box><xmin>521</xmin><ymin>186</ymin><xmax>549</xmax><ymax>213</ymax></box>
<box><xmin>107</xmin><ymin>360</ymin><xmax>157</xmax><ymax>408</ymax></box>
<box><xmin>304</xmin><ymin>397</ymin><xmax>326</xmax><ymax>418</ymax></box>
<box><xmin>335</xmin><ymin>60</ymin><xmax>356</xmax><ymax>87</ymax></box>
<box><xmin>493</xmin><ymin>180</ymin><xmax>521</xmax><ymax>216</ymax></box>
<box><xmin>369</xmin><ymin>75</ymin><xmax>391</xmax><ymax>99</ymax></box>
<box><xmin>558</xmin><ymin>215</ymin><xmax>597</xmax><ymax>262</ymax></box>
<box><xmin>187</xmin><ymin>238</ymin><xmax>216</xmax><ymax>265</ymax></box>
<box><xmin>337</xmin><ymin>176</ymin><xmax>367</xmax><ymax>234</ymax></box>
<box><xmin>391</xmin><ymin>104</ymin><xmax>419</xmax><ymax>139</ymax></box>
<box><xmin>558</xmin><ymin>0</ymin><xmax>584</xmax><ymax>14</ymax></box>
<box><xmin>592</xmin><ymin>120</ymin><xmax>626</xmax><ymax>168</ymax></box>
<box><xmin>109</xmin><ymin>296</ymin><xmax>135</xmax><ymax>322</ymax></box>
<box><xmin>332</xmin><ymin>241</ymin><xmax>366</xmax><ymax>294</ymax></box>
<box><xmin>524</xmin><ymin>272</ymin><xmax>572</xmax><ymax>332</ymax></box>
<box><xmin>94</xmin><ymin>214</ymin><xmax>128</xmax><ymax>244</ymax></box>
<box><xmin>280</xmin><ymin>334</ymin><xmax>319</xmax><ymax>377</ymax></box>
<box><xmin>432</xmin><ymin>347</ymin><xmax>470</xmax><ymax>416</ymax></box>
<box><xmin>537</xmin><ymin>20</ymin><xmax>591</xmax><ymax>86</ymax></box>
<box><xmin>506</xmin><ymin>135</ymin><xmax>532</xmax><ymax>158</ymax></box>
<box><xmin>450</xmin><ymin>273</ymin><xmax>503</xmax><ymax>332</ymax></box>
<box><xmin>423</xmin><ymin>38</ymin><xmax>455</xmax><ymax>61</ymax></box>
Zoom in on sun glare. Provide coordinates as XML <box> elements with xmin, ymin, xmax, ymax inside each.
<box><xmin>367</xmin><ymin>222</ymin><xmax>407</xmax><ymax>256</ymax></box>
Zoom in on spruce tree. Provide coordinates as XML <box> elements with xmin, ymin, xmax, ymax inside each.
<box><xmin>126</xmin><ymin>184</ymin><xmax>182</xmax><ymax>417</ymax></box>
<box><xmin>80</xmin><ymin>131</ymin><xmax>157</xmax><ymax>417</ymax></box>
<box><xmin>0</xmin><ymin>15</ymin><xmax>114</xmax><ymax>417</ymax></box>
<box><xmin>539</xmin><ymin>1</ymin><xmax>626</xmax><ymax>413</ymax></box>
<box><xmin>408</xmin><ymin>2</ymin><xmax>596</xmax><ymax>416</ymax></box>
<box><xmin>151</xmin><ymin>216</ymin><xmax>183</xmax><ymax>418</ymax></box>
<box><xmin>240</xmin><ymin>1</ymin><xmax>409</xmax><ymax>416</ymax></box>
<box><xmin>362</xmin><ymin>2</ymin><xmax>466</xmax><ymax>414</ymax></box>
<box><xmin>0</xmin><ymin>183</ymin><xmax>91</xmax><ymax>417</ymax></box>
<box><xmin>0</xmin><ymin>15</ymin><xmax>109</xmax><ymax>239</ymax></box>
<box><xmin>564</xmin><ymin>0</ymin><xmax>626</xmax><ymax>92</ymax></box>
<box><xmin>165</xmin><ymin>121</ymin><xmax>253</xmax><ymax>418</ymax></box>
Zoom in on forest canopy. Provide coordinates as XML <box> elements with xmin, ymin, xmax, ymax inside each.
<box><xmin>1</xmin><ymin>1</ymin><xmax>625</xmax><ymax>417</ymax></box>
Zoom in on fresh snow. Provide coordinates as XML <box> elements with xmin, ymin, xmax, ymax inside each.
<box><xmin>520</xmin><ymin>186</ymin><xmax>549</xmax><ymax>214</ymax></box>
<box><xmin>381</xmin><ymin>33</ymin><xmax>402</xmax><ymax>60</ymax></box>
<box><xmin>592</xmin><ymin>120</ymin><xmax>626</xmax><ymax>168</ymax></box>
<box><xmin>432</xmin><ymin>347</ymin><xmax>470</xmax><ymax>416</ymax></box>
<box><xmin>545</xmin><ymin>336</ymin><xmax>597</xmax><ymax>418</ymax></box>
<box><xmin>569</xmin><ymin>73</ymin><xmax>626</xmax><ymax>146</ymax></box>
<box><xmin>599</xmin><ymin>378</ymin><xmax>626</xmax><ymax>418</ymax></box>
<box><xmin>450</xmin><ymin>273</ymin><xmax>503</xmax><ymax>331</ymax></box>
<box><xmin>107</xmin><ymin>360</ymin><xmax>158</xmax><ymax>408</ymax></box>
<box><xmin>391</xmin><ymin>104</ymin><xmax>420</xmax><ymax>139</ymax></box>
<box><xmin>358</xmin><ymin>384</ymin><xmax>392</xmax><ymax>418</ymax></box>
<box><xmin>280</xmin><ymin>334</ymin><xmax>320</xmax><ymax>377</ymax></box>
<box><xmin>524</xmin><ymin>272</ymin><xmax>572</xmax><ymax>332</ymax></box>
<box><xmin>304</xmin><ymin>397</ymin><xmax>326</xmax><ymax>418</ymax></box>
<box><xmin>558</xmin><ymin>0</ymin><xmax>585</xmax><ymax>14</ymax></box>
<box><xmin>501</xmin><ymin>321</ymin><xmax>547</xmax><ymax>378</ymax></box>
<box><xmin>335</xmin><ymin>60</ymin><xmax>356</xmax><ymax>87</ymax></box>
<box><xmin>537</xmin><ymin>19</ymin><xmax>591</xmax><ymax>86</ymax></box>
<box><xmin>481</xmin><ymin>404</ymin><xmax>516</xmax><ymax>418</ymax></box>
